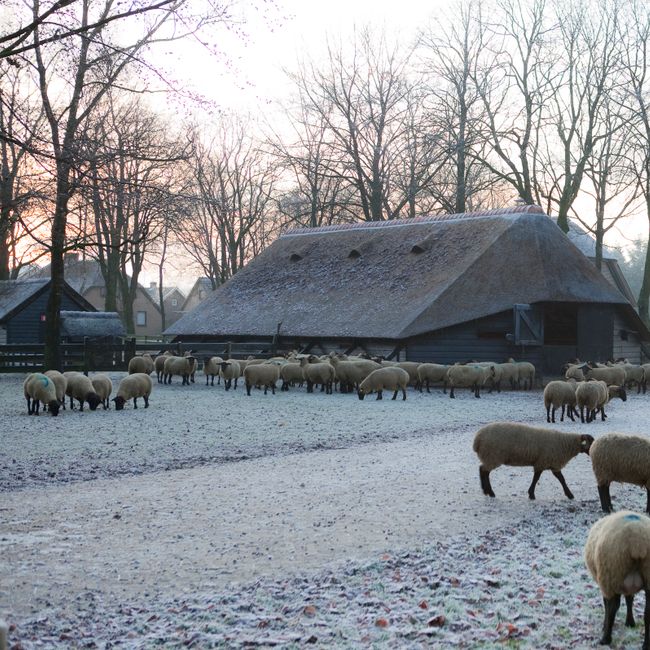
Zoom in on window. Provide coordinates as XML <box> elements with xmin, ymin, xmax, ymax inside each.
<box><xmin>136</xmin><ymin>311</ymin><xmax>147</xmax><ymax>326</ymax></box>
<box><xmin>171</xmin><ymin>299</ymin><xmax>178</xmax><ymax>307</ymax></box>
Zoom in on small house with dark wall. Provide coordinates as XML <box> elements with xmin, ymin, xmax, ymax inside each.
<box><xmin>0</xmin><ymin>279</ymin><xmax>96</xmax><ymax>344</ymax></box>
<box><xmin>60</xmin><ymin>311</ymin><xmax>126</xmax><ymax>342</ymax></box>
<box><xmin>165</xmin><ymin>206</ymin><xmax>650</xmax><ymax>375</ymax></box>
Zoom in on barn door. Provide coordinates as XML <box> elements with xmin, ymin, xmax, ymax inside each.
<box><xmin>513</xmin><ymin>304</ymin><xmax>543</xmax><ymax>345</ymax></box>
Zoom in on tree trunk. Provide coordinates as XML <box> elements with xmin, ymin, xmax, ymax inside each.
<box><xmin>638</xmin><ymin>218</ymin><xmax>650</xmax><ymax>325</ymax></box>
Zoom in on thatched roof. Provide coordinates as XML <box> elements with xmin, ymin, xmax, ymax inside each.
<box><xmin>0</xmin><ymin>279</ymin><xmax>49</xmax><ymax>321</ymax></box>
<box><xmin>165</xmin><ymin>206</ymin><xmax>636</xmax><ymax>340</ymax></box>
<box><xmin>60</xmin><ymin>311</ymin><xmax>125</xmax><ymax>338</ymax></box>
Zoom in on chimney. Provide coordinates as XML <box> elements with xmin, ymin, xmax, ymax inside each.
<box><xmin>64</xmin><ymin>252</ymin><xmax>80</xmax><ymax>263</ymax></box>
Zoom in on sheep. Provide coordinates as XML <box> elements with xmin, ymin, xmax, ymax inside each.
<box><xmin>243</xmin><ymin>363</ymin><xmax>280</xmax><ymax>396</ymax></box>
<box><xmin>185</xmin><ymin>351</ymin><xmax>198</xmax><ymax>383</ymax></box>
<box><xmin>300</xmin><ymin>356</ymin><xmax>335</xmax><ymax>394</ymax></box>
<box><xmin>576</xmin><ymin>380</ymin><xmax>609</xmax><ymax>423</ymax></box>
<box><xmin>508</xmin><ymin>358</ymin><xmax>536</xmax><ymax>390</ymax></box>
<box><xmin>162</xmin><ymin>355</ymin><xmax>196</xmax><ymax>385</ymax></box>
<box><xmin>44</xmin><ymin>369</ymin><xmax>67</xmax><ymax>411</ymax></box>
<box><xmin>154</xmin><ymin>351</ymin><xmax>174</xmax><ymax>383</ymax></box>
<box><xmin>65</xmin><ymin>373</ymin><xmax>102</xmax><ymax>411</ymax></box>
<box><xmin>599</xmin><ymin>384</ymin><xmax>627</xmax><ymax>421</ymax></box>
<box><xmin>565</xmin><ymin>362</ymin><xmax>587</xmax><ymax>382</ymax></box>
<box><xmin>584</xmin><ymin>510</ymin><xmax>650</xmax><ymax>647</ymax></box>
<box><xmin>395</xmin><ymin>361</ymin><xmax>421</xmax><ymax>388</ymax></box>
<box><xmin>590</xmin><ymin>433</ymin><xmax>650</xmax><ymax>514</ymax></box>
<box><xmin>417</xmin><ymin>363</ymin><xmax>449</xmax><ymax>393</ymax></box>
<box><xmin>495</xmin><ymin>362</ymin><xmax>519</xmax><ymax>390</ymax></box>
<box><xmin>128</xmin><ymin>354</ymin><xmax>154</xmax><ymax>375</ymax></box>
<box><xmin>543</xmin><ymin>379</ymin><xmax>578</xmax><ymax>423</ymax></box>
<box><xmin>613</xmin><ymin>362</ymin><xmax>644</xmax><ymax>393</ymax></box>
<box><xmin>112</xmin><ymin>373</ymin><xmax>153</xmax><ymax>410</ymax></box>
<box><xmin>328</xmin><ymin>355</ymin><xmax>381</xmax><ymax>393</ymax></box>
<box><xmin>279</xmin><ymin>360</ymin><xmax>305</xmax><ymax>391</ymax></box>
<box><xmin>219</xmin><ymin>360</ymin><xmax>241</xmax><ymax>390</ymax></box>
<box><xmin>586</xmin><ymin>364</ymin><xmax>627</xmax><ymax>386</ymax></box>
<box><xmin>203</xmin><ymin>356</ymin><xmax>223</xmax><ymax>386</ymax></box>
<box><xmin>24</xmin><ymin>373</ymin><xmax>60</xmax><ymax>416</ymax></box>
<box><xmin>447</xmin><ymin>364</ymin><xmax>495</xmax><ymax>398</ymax></box>
<box><xmin>357</xmin><ymin>367</ymin><xmax>409</xmax><ymax>401</ymax></box>
<box><xmin>473</xmin><ymin>422</ymin><xmax>593</xmax><ymax>500</ymax></box>
<box><xmin>91</xmin><ymin>374</ymin><xmax>113</xmax><ymax>410</ymax></box>
<box><xmin>642</xmin><ymin>363</ymin><xmax>650</xmax><ymax>394</ymax></box>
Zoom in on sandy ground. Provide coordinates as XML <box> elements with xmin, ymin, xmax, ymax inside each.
<box><xmin>1</xmin><ymin>371</ymin><xmax>649</xmax><ymax>648</ymax></box>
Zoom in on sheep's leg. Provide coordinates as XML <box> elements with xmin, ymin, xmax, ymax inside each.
<box><xmin>646</xmin><ymin>487</ymin><xmax>650</xmax><ymax>515</ymax></box>
<box><xmin>443</xmin><ymin>380</ymin><xmax>447</xmax><ymax>394</ymax></box>
<box><xmin>133</xmin><ymin>397</ymin><xmax>138</xmax><ymax>409</ymax></box>
<box><xmin>271</xmin><ymin>383</ymin><xmax>276</xmax><ymax>395</ymax></box>
<box><xmin>143</xmin><ymin>395</ymin><xmax>149</xmax><ymax>408</ymax></box>
<box><xmin>551</xmin><ymin>470</ymin><xmax>574</xmax><ymax>499</ymax></box>
<box><xmin>625</xmin><ymin>594</ymin><xmax>636</xmax><ymax>627</ymax></box>
<box><xmin>449</xmin><ymin>385</ymin><xmax>455</xmax><ymax>398</ymax></box>
<box><xmin>479</xmin><ymin>467</ymin><xmax>495</xmax><ymax>497</ymax></box>
<box><xmin>567</xmin><ymin>406</ymin><xmax>575</xmax><ymax>422</ymax></box>
<box><xmin>376</xmin><ymin>390</ymin><xmax>383</xmax><ymax>400</ymax></box>
<box><xmin>26</xmin><ymin>395</ymin><xmax>31</xmax><ymax>414</ymax></box>
<box><xmin>600</xmin><ymin>407</ymin><xmax>607</xmax><ymax>421</ymax></box>
<box><xmin>391</xmin><ymin>389</ymin><xmax>398</xmax><ymax>400</ymax></box>
<box><xmin>642</xmin><ymin>589</ymin><xmax>650</xmax><ymax>650</ymax></box>
<box><xmin>600</xmin><ymin>595</ymin><xmax>620</xmax><ymax>645</ymax></box>
<box><xmin>546</xmin><ymin>404</ymin><xmax>553</xmax><ymax>423</ymax></box>
<box><xmin>598</xmin><ymin>483</ymin><xmax>613</xmax><ymax>513</ymax></box>
<box><xmin>245</xmin><ymin>381</ymin><xmax>252</xmax><ymax>396</ymax></box>
<box><xmin>401</xmin><ymin>387</ymin><xmax>406</xmax><ymax>400</ymax></box>
<box><xmin>527</xmin><ymin>470</ymin><xmax>543</xmax><ymax>500</ymax></box>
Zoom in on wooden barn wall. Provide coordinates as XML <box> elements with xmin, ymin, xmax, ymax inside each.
<box><xmin>404</xmin><ymin>311</ymin><xmax>544</xmax><ymax>368</ymax></box>
<box><xmin>6</xmin><ymin>291</ymin><xmax>88</xmax><ymax>343</ymax></box>
<box><xmin>576</xmin><ymin>305</ymin><xmax>614</xmax><ymax>363</ymax></box>
<box><xmin>613</xmin><ymin>310</ymin><xmax>642</xmax><ymax>363</ymax></box>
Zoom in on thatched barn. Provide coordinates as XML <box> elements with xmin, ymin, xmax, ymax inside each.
<box><xmin>165</xmin><ymin>206</ymin><xmax>650</xmax><ymax>374</ymax></box>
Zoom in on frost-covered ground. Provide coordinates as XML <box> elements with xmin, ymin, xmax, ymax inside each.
<box><xmin>1</xmin><ymin>371</ymin><xmax>650</xmax><ymax>649</ymax></box>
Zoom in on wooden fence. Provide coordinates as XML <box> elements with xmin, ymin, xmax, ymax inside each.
<box><xmin>0</xmin><ymin>339</ymin><xmax>276</xmax><ymax>373</ymax></box>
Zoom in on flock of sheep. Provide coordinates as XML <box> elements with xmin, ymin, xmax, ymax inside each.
<box><xmin>19</xmin><ymin>350</ymin><xmax>650</xmax><ymax>647</ymax></box>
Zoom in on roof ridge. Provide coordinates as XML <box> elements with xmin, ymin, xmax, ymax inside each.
<box><xmin>280</xmin><ymin>205</ymin><xmax>546</xmax><ymax>238</ymax></box>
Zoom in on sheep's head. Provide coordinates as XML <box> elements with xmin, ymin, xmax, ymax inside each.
<box><xmin>357</xmin><ymin>388</ymin><xmax>366</xmax><ymax>400</ymax></box>
<box><xmin>580</xmin><ymin>434</ymin><xmax>595</xmax><ymax>454</ymax></box>
<box><xmin>610</xmin><ymin>385</ymin><xmax>627</xmax><ymax>402</ymax></box>
<box><xmin>47</xmin><ymin>400</ymin><xmax>60</xmax><ymax>417</ymax></box>
<box><xmin>112</xmin><ymin>396</ymin><xmax>126</xmax><ymax>410</ymax></box>
<box><xmin>87</xmin><ymin>392</ymin><xmax>102</xmax><ymax>411</ymax></box>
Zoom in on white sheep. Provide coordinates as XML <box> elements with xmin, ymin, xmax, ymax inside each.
<box><xmin>586</xmin><ymin>365</ymin><xmax>626</xmax><ymax>386</ymax></box>
<box><xmin>300</xmin><ymin>356</ymin><xmax>336</xmax><ymax>394</ymax></box>
<box><xmin>417</xmin><ymin>363</ymin><xmax>449</xmax><ymax>393</ymax></box>
<box><xmin>219</xmin><ymin>360</ymin><xmax>241</xmax><ymax>390</ymax></box>
<box><xmin>590</xmin><ymin>433</ymin><xmax>650</xmax><ymax>514</ymax></box>
<box><xmin>473</xmin><ymin>422</ymin><xmax>593</xmax><ymax>500</ymax></box>
<box><xmin>154</xmin><ymin>351</ymin><xmax>173</xmax><ymax>383</ymax></box>
<box><xmin>576</xmin><ymin>380</ymin><xmax>608</xmax><ymax>424</ymax></box>
<box><xmin>162</xmin><ymin>355</ymin><xmax>196</xmax><ymax>385</ymax></box>
<box><xmin>357</xmin><ymin>367</ymin><xmax>409</xmax><ymax>401</ymax></box>
<box><xmin>620</xmin><ymin>363</ymin><xmax>645</xmax><ymax>394</ymax></box>
<box><xmin>564</xmin><ymin>362</ymin><xmax>587</xmax><ymax>382</ymax></box>
<box><xmin>279</xmin><ymin>360</ymin><xmax>304</xmax><ymax>391</ymax></box>
<box><xmin>543</xmin><ymin>379</ymin><xmax>578</xmax><ymax>423</ymax></box>
<box><xmin>243</xmin><ymin>363</ymin><xmax>280</xmax><ymax>395</ymax></box>
<box><xmin>91</xmin><ymin>374</ymin><xmax>113</xmax><ymax>410</ymax></box>
<box><xmin>65</xmin><ymin>373</ymin><xmax>102</xmax><ymax>411</ymax></box>
<box><xmin>203</xmin><ymin>356</ymin><xmax>223</xmax><ymax>386</ymax></box>
<box><xmin>447</xmin><ymin>364</ymin><xmax>495</xmax><ymax>399</ymax></box>
<box><xmin>328</xmin><ymin>355</ymin><xmax>381</xmax><ymax>393</ymax></box>
<box><xmin>44</xmin><ymin>369</ymin><xmax>67</xmax><ymax>411</ymax></box>
<box><xmin>128</xmin><ymin>354</ymin><xmax>154</xmax><ymax>375</ymax></box>
<box><xmin>23</xmin><ymin>373</ymin><xmax>60</xmax><ymax>416</ymax></box>
<box><xmin>113</xmin><ymin>373</ymin><xmax>153</xmax><ymax>410</ymax></box>
<box><xmin>584</xmin><ymin>510</ymin><xmax>650</xmax><ymax>647</ymax></box>
<box><xmin>508</xmin><ymin>358</ymin><xmax>536</xmax><ymax>390</ymax></box>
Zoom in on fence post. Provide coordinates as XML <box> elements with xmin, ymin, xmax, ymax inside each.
<box><xmin>225</xmin><ymin>341</ymin><xmax>231</xmax><ymax>359</ymax></box>
<box><xmin>83</xmin><ymin>337</ymin><xmax>90</xmax><ymax>375</ymax></box>
<box><xmin>128</xmin><ymin>337</ymin><xmax>136</xmax><ymax>362</ymax></box>
<box><xmin>0</xmin><ymin>619</ymin><xmax>7</xmax><ymax>650</ymax></box>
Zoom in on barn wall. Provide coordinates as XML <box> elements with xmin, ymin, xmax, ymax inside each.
<box><xmin>6</xmin><ymin>290</ymin><xmax>90</xmax><ymax>343</ymax></box>
<box><xmin>613</xmin><ymin>310</ymin><xmax>642</xmax><ymax>363</ymax></box>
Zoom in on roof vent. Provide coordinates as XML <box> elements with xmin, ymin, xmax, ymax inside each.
<box><xmin>348</xmin><ymin>249</ymin><xmax>361</xmax><ymax>259</ymax></box>
<box><xmin>411</xmin><ymin>244</ymin><xmax>426</xmax><ymax>254</ymax></box>
<box><xmin>290</xmin><ymin>253</ymin><xmax>302</xmax><ymax>262</ymax></box>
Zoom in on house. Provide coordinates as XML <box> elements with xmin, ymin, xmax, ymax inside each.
<box><xmin>27</xmin><ymin>254</ymin><xmax>163</xmax><ymax>338</ymax></box>
<box><xmin>0</xmin><ymin>279</ymin><xmax>96</xmax><ymax>344</ymax></box>
<box><xmin>181</xmin><ymin>277</ymin><xmax>215</xmax><ymax>315</ymax></box>
<box><xmin>145</xmin><ymin>282</ymin><xmax>185</xmax><ymax>328</ymax></box>
<box><xmin>60</xmin><ymin>311</ymin><xmax>126</xmax><ymax>342</ymax></box>
<box><xmin>165</xmin><ymin>205</ymin><xmax>650</xmax><ymax>373</ymax></box>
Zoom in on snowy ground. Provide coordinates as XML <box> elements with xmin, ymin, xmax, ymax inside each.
<box><xmin>2</xmin><ymin>371</ymin><xmax>650</xmax><ymax>649</ymax></box>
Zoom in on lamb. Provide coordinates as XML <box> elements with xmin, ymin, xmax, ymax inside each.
<box><xmin>44</xmin><ymin>369</ymin><xmax>67</xmax><ymax>411</ymax></box>
<box><xmin>162</xmin><ymin>355</ymin><xmax>196</xmax><ymax>385</ymax></box>
<box><xmin>203</xmin><ymin>356</ymin><xmax>223</xmax><ymax>386</ymax></box>
<box><xmin>23</xmin><ymin>373</ymin><xmax>60</xmax><ymax>416</ymax></box>
<box><xmin>584</xmin><ymin>510</ymin><xmax>650</xmax><ymax>647</ymax></box>
<box><xmin>586</xmin><ymin>364</ymin><xmax>627</xmax><ymax>386</ymax></box>
<box><xmin>300</xmin><ymin>356</ymin><xmax>335</xmax><ymax>394</ymax></box>
<box><xmin>219</xmin><ymin>360</ymin><xmax>241</xmax><ymax>390</ymax></box>
<box><xmin>543</xmin><ymin>379</ymin><xmax>578</xmax><ymax>423</ymax></box>
<box><xmin>357</xmin><ymin>367</ymin><xmax>409</xmax><ymax>401</ymax></box>
<box><xmin>447</xmin><ymin>364</ymin><xmax>495</xmax><ymax>398</ymax></box>
<box><xmin>417</xmin><ymin>363</ymin><xmax>449</xmax><ymax>393</ymax></box>
<box><xmin>243</xmin><ymin>363</ymin><xmax>280</xmax><ymax>396</ymax></box>
<box><xmin>328</xmin><ymin>355</ymin><xmax>380</xmax><ymax>393</ymax></box>
<box><xmin>65</xmin><ymin>373</ymin><xmax>102</xmax><ymax>411</ymax></box>
<box><xmin>91</xmin><ymin>374</ymin><xmax>113</xmax><ymax>410</ymax></box>
<box><xmin>590</xmin><ymin>433</ymin><xmax>650</xmax><ymax>514</ymax></box>
<box><xmin>473</xmin><ymin>422</ymin><xmax>593</xmax><ymax>500</ymax></box>
<box><xmin>154</xmin><ymin>351</ymin><xmax>173</xmax><ymax>383</ymax></box>
<box><xmin>128</xmin><ymin>354</ymin><xmax>154</xmax><ymax>375</ymax></box>
<box><xmin>112</xmin><ymin>373</ymin><xmax>153</xmax><ymax>410</ymax></box>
